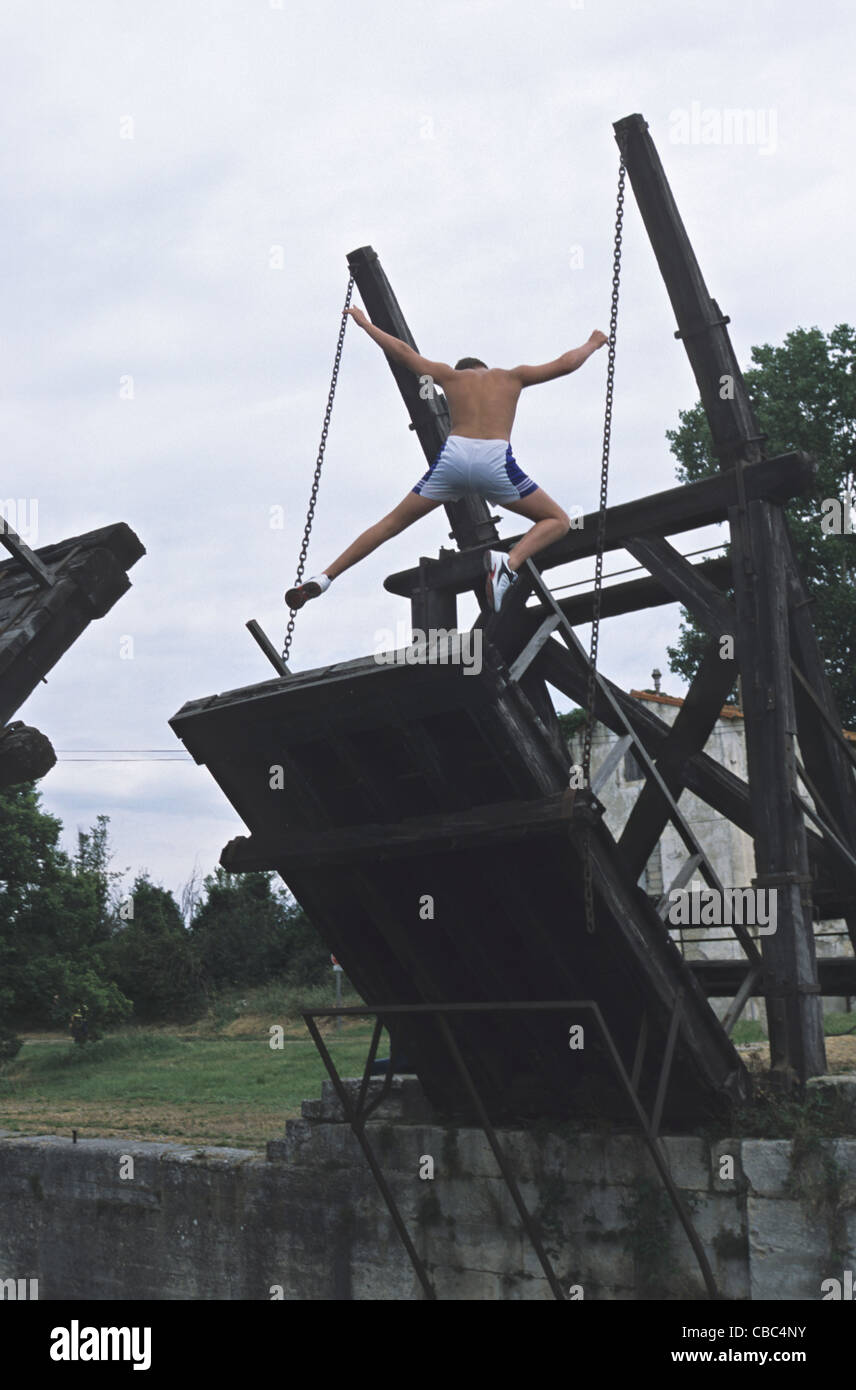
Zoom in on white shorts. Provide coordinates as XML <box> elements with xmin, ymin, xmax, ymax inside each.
<box><xmin>412</xmin><ymin>435</ymin><xmax>539</xmax><ymax>504</ymax></box>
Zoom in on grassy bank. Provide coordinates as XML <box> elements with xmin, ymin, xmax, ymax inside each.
<box><xmin>2</xmin><ymin>987</ymin><xmax>853</xmax><ymax>1151</ymax></box>
<box><xmin>0</xmin><ymin>982</ymin><xmax>385</xmax><ymax>1150</ymax></box>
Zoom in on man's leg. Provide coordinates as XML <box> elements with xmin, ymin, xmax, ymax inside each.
<box><xmin>286</xmin><ymin>492</ymin><xmax>442</xmax><ymax>607</ymax></box>
<box><xmin>323</xmin><ymin>492</ymin><xmax>441</xmax><ymax>580</ymax></box>
<box><xmin>499</xmin><ymin>489</ymin><xmax>571</xmax><ymax>570</ymax></box>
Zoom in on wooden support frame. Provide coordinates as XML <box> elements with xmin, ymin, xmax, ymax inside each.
<box><xmin>614</xmin><ymin>113</ymin><xmax>830</xmax><ymax>1080</ymax></box>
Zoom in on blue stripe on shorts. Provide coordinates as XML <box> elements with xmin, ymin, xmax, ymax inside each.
<box><xmin>412</xmin><ymin>441</ymin><xmax>448</xmax><ymax>495</ymax></box>
<box><xmin>505</xmin><ymin>444</ymin><xmax>538</xmax><ymax>498</ymax></box>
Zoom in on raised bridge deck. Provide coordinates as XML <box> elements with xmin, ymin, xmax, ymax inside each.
<box><xmin>170</xmin><ymin>641</ymin><xmax>749</xmax><ymax>1125</ymax></box>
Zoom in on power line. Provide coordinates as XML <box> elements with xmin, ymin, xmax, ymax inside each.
<box><xmin>54</xmin><ymin>750</ymin><xmax>194</xmax><ymax>762</ymax></box>
<box><xmin>55</xmin><ymin>757</ymin><xmax>193</xmax><ymax>763</ymax></box>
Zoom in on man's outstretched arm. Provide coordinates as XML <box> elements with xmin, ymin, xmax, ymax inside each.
<box><xmin>510</xmin><ymin>330</ymin><xmax>608</xmax><ymax>387</ymax></box>
<box><xmin>346</xmin><ymin>307</ymin><xmax>456</xmax><ymax>383</ymax></box>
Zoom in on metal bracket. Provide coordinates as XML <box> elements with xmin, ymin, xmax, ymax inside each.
<box><xmin>674</xmin><ymin>315</ymin><xmax>731</xmax><ymax>340</ymax></box>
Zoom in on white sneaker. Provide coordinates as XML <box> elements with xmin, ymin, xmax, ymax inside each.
<box><xmin>483</xmin><ymin>550</ymin><xmax>518</xmax><ymax>613</ymax></box>
<box><xmin>284</xmin><ymin>574</ymin><xmax>330</xmax><ymax>609</ymax></box>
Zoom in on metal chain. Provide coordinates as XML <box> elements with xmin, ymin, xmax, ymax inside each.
<box><xmin>282</xmin><ymin>274</ymin><xmax>355</xmax><ymax>664</ymax></box>
<box><xmin>582</xmin><ymin>161</ymin><xmax>625</xmax><ymax>934</ymax></box>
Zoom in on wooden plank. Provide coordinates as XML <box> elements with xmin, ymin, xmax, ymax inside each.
<box><xmin>791</xmin><ymin>663</ymin><xmax>856</xmax><ymax>772</ymax></box>
<box><xmin>0</xmin><ymin>521</ymin><xmax>145</xmax><ymax>583</ymax></box>
<box><xmin>509</xmin><ymin>614</ymin><xmax>562</xmax><ymax>682</ymax></box>
<box><xmin>0</xmin><ymin>518</ymin><xmax>53</xmax><ymax>587</ymax></box>
<box><xmin>591</xmin><ymin>733</ymin><xmax>633</xmax><ymax>795</ymax></box>
<box><xmin>690</xmin><ymin>957</ymin><xmax>856</xmax><ymax>997</ymax></box>
<box><xmin>552</xmin><ymin>555</ymin><xmax>733</xmax><ymax>627</ymax></box>
<box><xmin>0</xmin><ymin>557</ymin><xmax>135</xmax><ymax>725</ymax></box>
<box><xmin>729</xmin><ymin>501</ymin><xmax>825</xmax><ymax>1080</ymax></box>
<box><xmin>784</xmin><ymin>534</ymin><xmax>856</xmax><ymax>935</ymax></box>
<box><xmin>655</xmin><ymin>853</ymin><xmax>704</xmax><ymax>915</ymax></box>
<box><xmin>613</xmin><ymin>113</ymin><xmax>765</xmax><ymax>468</ymax></box>
<box><xmin>221</xmin><ymin>790</ymin><xmax>582</xmax><ymax>871</ymax></box>
<box><xmin>624</xmin><ymin>534</ymin><xmax>735</xmax><ymax>637</ymax></box>
<box><xmin>384</xmin><ymin>452</ymin><xmax>815</xmax><ymax>598</ymax></box>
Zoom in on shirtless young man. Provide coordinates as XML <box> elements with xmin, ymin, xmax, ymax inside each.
<box><xmin>285</xmin><ymin>307</ymin><xmax>608</xmax><ymax>614</ymax></box>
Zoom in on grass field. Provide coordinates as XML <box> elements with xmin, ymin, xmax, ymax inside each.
<box><xmin>1</xmin><ymin>987</ymin><xmax>853</xmax><ymax>1151</ymax></box>
<box><xmin>0</xmin><ymin>983</ymin><xmax>386</xmax><ymax>1150</ymax></box>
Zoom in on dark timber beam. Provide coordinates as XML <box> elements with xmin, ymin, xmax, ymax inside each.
<box><xmin>624</xmin><ymin>536</ymin><xmax>735</xmax><ymax>638</ymax></box>
<box><xmin>384</xmin><ymin>452</ymin><xmax>814</xmax><ymax>599</ymax></box>
<box><xmin>783</xmin><ymin>529</ymin><xmax>856</xmax><ymax>946</ymax></box>
<box><xmin>221</xmin><ymin>790</ymin><xmax>585</xmax><ymax>872</ymax></box>
<box><xmin>616</xmin><ymin>112</ymin><xmax>825</xmax><ymax>1083</ymax></box>
<box><xmin>613</xmin><ymin>114</ymin><xmax>765</xmax><ymax>468</ymax></box>
<box><xmin>689</xmin><ymin>957</ymin><xmax>856</xmax><ymax>998</ymax></box>
<box><xmin>555</xmin><ymin>554</ymin><xmax>732</xmax><ymax>626</ymax></box>
<box><xmin>347</xmin><ymin>245</ymin><xmax>500</xmax><ymax>572</ymax></box>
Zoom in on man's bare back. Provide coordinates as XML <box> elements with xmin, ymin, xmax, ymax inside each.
<box><xmin>439</xmin><ymin>368</ymin><xmax>525</xmax><ymax>441</ymax></box>
<box><xmin>346</xmin><ymin>307</ymin><xmax>607</xmax><ymax>441</ymax></box>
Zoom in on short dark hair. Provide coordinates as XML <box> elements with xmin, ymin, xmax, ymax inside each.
<box><xmin>454</xmin><ymin>357</ymin><xmax>487</xmax><ymax>370</ymax></box>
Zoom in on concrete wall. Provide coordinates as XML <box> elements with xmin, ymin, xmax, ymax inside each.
<box><xmin>3</xmin><ymin>1077</ymin><xmax>856</xmax><ymax>1301</ymax></box>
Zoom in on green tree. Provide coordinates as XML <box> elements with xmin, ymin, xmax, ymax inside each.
<box><xmin>666</xmin><ymin>324</ymin><xmax>856</xmax><ymax>725</ymax></box>
<box><xmin>73</xmin><ymin>813</ymin><xmax>124</xmax><ymax>941</ymax></box>
<box><xmin>190</xmin><ymin>868</ymin><xmax>325</xmax><ymax>988</ymax></box>
<box><xmin>106</xmin><ymin>874</ymin><xmax>207</xmax><ymax>1022</ymax></box>
<box><xmin>0</xmin><ymin>784</ymin><xmax>132</xmax><ymax>1030</ymax></box>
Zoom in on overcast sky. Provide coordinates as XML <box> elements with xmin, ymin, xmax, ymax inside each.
<box><xmin>3</xmin><ymin>0</ymin><xmax>852</xmax><ymax>902</ymax></box>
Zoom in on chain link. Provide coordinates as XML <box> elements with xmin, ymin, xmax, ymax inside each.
<box><xmin>582</xmin><ymin>162</ymin><xmax>625</xmax><ymax>934</ymax></box>
<box><xmin>282</xmin><ymin>275</ymin><xmax>355</xmax><ymax>664</ymax></box>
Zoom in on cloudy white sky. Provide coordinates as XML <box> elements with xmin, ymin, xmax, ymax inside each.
<box><xmin>3</xmin><ymin>0</ymin><xmax>852</xmax><ymax>901</ymax></box>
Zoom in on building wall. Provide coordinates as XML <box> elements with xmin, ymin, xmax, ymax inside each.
<box><xmin>568</xmin><ymin>696</ymin><xmax>853</xmax><ymax>1021</ymax></box>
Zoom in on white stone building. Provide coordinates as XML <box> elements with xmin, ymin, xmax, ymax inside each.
<box><xmin>567</xmin><ymin>679</ymin><xmax>854</xmax><ymax>1026</ymax></box>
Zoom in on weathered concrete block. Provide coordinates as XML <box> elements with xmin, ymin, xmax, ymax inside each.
<box><xmin>742</xmin><ymin>1139</ymin><xmax>793</xmax><ymax>1196</ymax></box>
<box><xmin>436</xmin><ymin>1125</ymin><xmax>514</xmax><ymax>1180</ymax></box>
<box><xmin>832</xmin><ymin>1140</ymin><xmax>856</xmax><ymax>1207</ymax></box>
<box><xmin>304</xmin><ymin>1076</ymin><xmax>440</xmax><ymax>1124</ymax></box>
<box><xmin>660</xmin><ymin>1135</ymin><xmax>711</xmax><ymax>1190</ymax></box>
<box><xmin>437</xmin><ymin>1220</ymin><xmax>525</xmax><ymax>1276</ymax></box>
<box><xmin>562</xmin><ymin>1236</ymin><xmax>635</xmax><ymax>1292</ymax></box>
<box><xmin>806</xmin><ymin>1073</ymin><xmax>856</xmax><ymax>1125</ymax></box>
<box><xmin>747</xmin><ymin>1196</ymin><xmax>828</xmax><ymax>1299</ymax></box>
<box><xmin>603</xmin><ymin>1133</ymin><xmax>657</xmax><ymax>1185</ymax></box>
<box><xmin>431</xmin><ymin>1265</ymin><xmax>508</xmax><ymax>1300</ymax></box>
